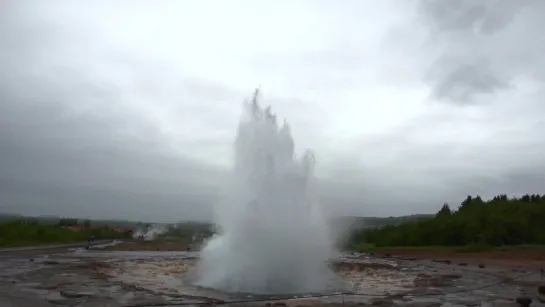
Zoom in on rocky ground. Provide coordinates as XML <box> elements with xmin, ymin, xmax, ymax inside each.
<box><xmin>368</xmin><ymin>249</ymin><xmax>545</xmax><ymax>270</ymax></box>
<box><xmin>99</xmin><ymin>240</ymin><xmax>193</xmax><ymax>252</ymax></box>
<box><xmin>0</xmin><ymin>244</ymin><xmax>544</xmax><ymax>307</ymax></box>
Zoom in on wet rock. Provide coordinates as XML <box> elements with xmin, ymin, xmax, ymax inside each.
<box><xmin>458</xmin><ymin>263</ymin><xmax>467</xmax><ymax>266</ymax></box>
<box><xmin>370</xmin><ymin>298</ymin><xmax>394</xmax><ymax>306</ymax></box>
<box><xmin>332</xmin><ymin>261</ymin><xmax>398</xmax><ymax>271</ymax></box>
<box><xmin>537</xmin><ymin>284</ymin><xmax>545</xmax><ymax>302</ymax></box>
<box><xmin>487</xmin><ymin>299</ymin><xmax>518</xmax><ymax>307</ymax></box>
<box><xmin>515</xmin><ymin>296</ymin><xmax>532</xmax><ymax>307</ymax></box>
<box><xmin>440</xmin><ymin>273</ymin><xmax>462</xmax><ymax>279</ymax></box>
<box><xmin>478</xmin><ymin>264</ymin><xmax>485</xmax><ymax>268</ymax></box>
<box><xmin>405</xmin><ymin>298</ymin><xmax>442</xmax><ymax>307</ymax></box>
<box><xmin>44</xmin><ymin>260</ymin><xmax>59</xmax><ymax>265</ymax></box>
<box><xmin>40</xmin><ymin>281</ymin><xmax>69</xmax><ymax>290</ymax></box>
<box><xmin>413</xmin><ymin>273</ymin><xmax>460</xmax><ymax>287</ymax></box>
<box><xmin>445</xmin><ymin>298</ymin><xmax>480</xmax><ymax>306</ymax></box>
<box><xmin>48</xmin><ymin>298</ymin><xmax>81</xmax><ymax>306</ymax></box>
<box><xmin>60</xmin><ymin>290</ymin><xmax>94</xmax><ymax>298</ymax></box>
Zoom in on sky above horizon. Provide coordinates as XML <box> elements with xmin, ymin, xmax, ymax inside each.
<box><xmin>1</xmin><ymin>0</ymin><xmax>544</xmax><ymax>222</ymax></box>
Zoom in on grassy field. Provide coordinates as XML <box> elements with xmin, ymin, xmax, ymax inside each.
<box><xmin>0</xmin><ymin>220</ymin><xmax>132</xmax><ymax>248</ymax></box>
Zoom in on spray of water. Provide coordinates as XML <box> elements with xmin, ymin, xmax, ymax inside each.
<box><xmin>132</xmin><ymin>224</ymin><xmax>167</xmax><ymax>241</ymax></box>
<box><xmin>195</xmin><ymin>89</ymin><xmax>343</xmax><ymax>294</ymax></box>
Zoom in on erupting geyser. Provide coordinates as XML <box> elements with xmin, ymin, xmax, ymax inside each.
<box><xmin>195</xmin><ymin>89</ymin><xmax>344</xmax><ymax>294</ymax></box>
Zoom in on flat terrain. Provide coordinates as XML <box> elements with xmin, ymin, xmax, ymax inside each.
<box><xmin>0</xmin><ymin>240</ymin><xmax>113</xmax><ymax>253</ymax></box>
<box><xmin>0</xmin><ymin>241</ymin><xmax>544</xmax><ymax>306</ymax></box>
<box><xmin>370</xmin><ymin>248</ymin><xmax>545</xmax><ymax>270</ymax></box>
<box><xmin>100</xmin><ymin>240</ymin><xmax>193</xmax><ymax>252</ymax></box>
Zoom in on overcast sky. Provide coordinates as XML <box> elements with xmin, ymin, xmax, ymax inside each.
<box><xmin>1</xmin><ymin>0</ymin><xmax>544</xmax><ymax>222</ymax></box>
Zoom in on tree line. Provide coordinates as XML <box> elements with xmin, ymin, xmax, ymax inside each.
<box><xmin>351</xmin><ymin>194</ymin><xmax>545</xmax><ymax>247</ymax></box>
<box><xmin>0</xmin><ymin>218</ymin><xmax>132</xmax><ymax>248</ymax></box>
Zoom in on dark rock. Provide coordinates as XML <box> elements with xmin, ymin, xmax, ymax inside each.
<box><xmin>48</xmin><ymin>298</ymin><xmax>80</xmax><ymax>306</ymax></box>
<box><xmin>447</xmin><ymin>298</ymin><xmax>482</xmax><ymax>306</ymax></box>
<box><xmin>44</xmin><ymin>260</ymin><xmax>59</xmax><ymax>265</ymax></box>
<box><xmin>478</xmin><ymin>264</ymin><xmax>485</xmax><ymax>268</ymax></box>
<box><xmin>370</xmin><ymin>298</ymin><xmax>393</xmax><ymax>306</ymax></box>
<box><xmin>439</xmin><ymin>273</ymin><xmax>462</xmax><ymax>279</ymax></box>
<box><xmin>537</xmin><ymin>284</ymin><xmax>545</xmax><ymax>302</ymax></box>
<box><xmin>515</xmin><ymin>296</ymin><xmax>532</xmax><ymax>307</ymax></box>
<box><xmin>405</xmin><ymin>299</ymin><xmax>442</xmax><ymax>307</ymax></box>
<box><xmin>384</xmin><ymin>253</ymin><xmax>391</xmax><ymax>258</ymax></box>
<box><xmin>458</xmin><ymin>263</ymin><xmax>467</xmax><ymax>266</ymax></box>
<box><xmin>60</xmin><ymin>290</ymin><xmax>94</xmax><ymax>298</ymax></box>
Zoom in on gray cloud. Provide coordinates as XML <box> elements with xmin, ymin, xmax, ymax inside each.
<box><xmin>0</xmin><ymin>70</ymin><xmax>224</xmax><ymax>221</ymax></box>
<box><xmin>417</xmin><ymin>0</ymin><xmax>545</xmax><ymax>104</ymax></box>
<box><xmin>426</xmin><ymin>57</ymin><xmax>509</xmax><ymax>104</ymax></box>
<box><xmin>0</xmin><ymin>9</ymin><xmax>227</xmax><ymax>221</ymax></box>
<box><xmin>418</xmin><ymin>0</ymin><xmax>524</xmax><ymax>35</ymax></box>
<box><xmin>1</xmin><ymin>0</ymin><xmax>545</xmax><ymax>221</ymax></box>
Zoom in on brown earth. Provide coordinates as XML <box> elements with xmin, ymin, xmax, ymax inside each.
<box><xmin>374</xmin><ymin>248</ymin><xmax>545</xmax><ymax>269</ymax></box>
<box><xmin>101</xmin><ymin>240</ymin><xmax>193</xmax><ymax>252</ymax></box>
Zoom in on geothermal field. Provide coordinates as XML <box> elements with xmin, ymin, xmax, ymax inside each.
<box><xmin>1</xmin><ymin>93</ymin><xmax>543</xmax><ymax>306</ymax></box>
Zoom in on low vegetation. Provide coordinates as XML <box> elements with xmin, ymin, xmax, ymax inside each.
<box><xmin>161</xmin><ymin>222</ymin><xmax>214</xmax><ymax>240</ymax></box>
<box><xmin>0</xmin><ymin>218</ymin><xmax>132</xmax><ymax>248</ymax></box>
<box><xmin>350</xmin><ymin>194</ymin><xmax>545</xmax><ymax>251</ymax></box>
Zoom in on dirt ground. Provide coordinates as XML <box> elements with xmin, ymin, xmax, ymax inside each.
<box><xmin>1</xmin><ymin>242</ymin><xmax>544</xmax><ymax>306</ymax></box>
<box><xmin>100</xmin><ymin>240</ymin><xmax>193</xmax><ymax>252</ymax></box>
<box><xmin>105</xmin><ymin>241</ymin><xmax>545</xmax><ymax>270</ymax></box>
<box><xmin>373</xmin><ymin>248</ymin><xmax>545</xmax><ymax>269</ymax></box>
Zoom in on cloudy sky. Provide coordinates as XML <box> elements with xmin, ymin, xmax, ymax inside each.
<box><xmin>1</xmin><ymin>0</ymin><xmax>544</xmax><ymax>222</ymax></box>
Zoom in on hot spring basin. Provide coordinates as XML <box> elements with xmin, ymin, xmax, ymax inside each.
<box><xmin>98</xmin><ymin>256</ymin><xmax>417</xmax><ymax>301</ymax></box>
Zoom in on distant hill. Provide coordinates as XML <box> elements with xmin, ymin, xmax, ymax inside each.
<box><xmin>0</xmin><ymin>213</ymin><xmax>24</xmax><ymax>221</ymax></box>
<box><xmin>0</xmin><ymin>213</ymin><xmax>144</xmax><ymax>227</ymax></box>
<box><xmin>2</xmin><ymin>212</ymin><xmax>431</xmax><ymax>230</ymax></box>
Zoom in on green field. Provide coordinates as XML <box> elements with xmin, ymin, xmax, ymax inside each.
<box><xmin>0</xmin><ymin>219</ymin><xmax>132</xmax><ymax>248</ymax></box>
